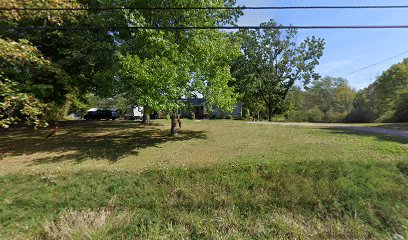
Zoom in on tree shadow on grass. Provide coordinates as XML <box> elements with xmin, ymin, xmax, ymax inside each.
<box><xmin>0</xmin><ymin>120</ymin><xmax>207</xmax><ymax>164</ymax></box>
<box><xmin>319</xmin><ymin>127</ymin><xmax>408</xmax><ymax>145</ymax></box>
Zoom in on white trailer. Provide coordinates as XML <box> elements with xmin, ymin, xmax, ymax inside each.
<box><xmin>125</xmin><ymin>106</ymin><xmax>144</xmax><ymax>120</ymax></box>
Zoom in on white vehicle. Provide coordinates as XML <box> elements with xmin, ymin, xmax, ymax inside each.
<box><xmin>125</xmin><ymin>106</ymin><xmax>144</xmax><ymax>120</ymax></box>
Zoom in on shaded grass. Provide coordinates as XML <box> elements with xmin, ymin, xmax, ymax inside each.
<box><xmin>0</xmin><ymin>121</ymin><xmax>207</xmax><ymax>163</ymax></box>
<box><xmin>0</xmin><ymin>160</ymin><xmax>407</xmax><ymax>239</ymax></box>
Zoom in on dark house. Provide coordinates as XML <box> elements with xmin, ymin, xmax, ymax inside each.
<box><xmin>180</xmin><ymin>98</ymin><xmax>243</xmax><ymax>119</ymax></box>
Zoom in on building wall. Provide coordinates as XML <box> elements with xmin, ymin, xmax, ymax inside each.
<box><xmin>211</xmin><ymin>102</ymin><xmax>243</xmax><ymax>119</ymax></box>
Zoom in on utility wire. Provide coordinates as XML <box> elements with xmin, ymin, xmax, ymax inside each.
<box><xmin>338</xmin><ymin>50</ymin><xmax>408</xmax><ymax>77</ymax></box>
<box><xmin>3</xmin><ymin>25</ymin><xmax>408</xmax><ymax>31</ymax></box>
<box><xmin>2</xmin><ymin>5</ymin><xmax>408</xmax><ymax>11</ymax></box>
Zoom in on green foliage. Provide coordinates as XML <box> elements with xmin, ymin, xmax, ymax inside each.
<box><xmin>346</xmin><ymin>88</ymin><xmax>377</xmax><ymax>123</ymax></box>
<box><xmin>233</xmin><ymin>20</ymin><xmax>325</xmax><ymax>120</ymax></box>
<box><xmin>118</xmin><ymin>0</ymin><xmax>242</xmax><ymax>132</ymax></box>
<box><xmin>0</xmin><ymin>38</ymin><xmax>67</xmax><ymax>104</ymax></box>
<box><xmin>275</xmin><ymin>77</ymin><xmax>356</xmax><ymax>123</ymax></box>
<box><xmin>120</xmin><ymin>54</ymin><xmax>189</xmax><ymax>113</ymax></box>
<box><xmin>0</xmin><ymin>0</ymin><xmax>83</xmax><ymax>25</ymax></box>
<box><xmin>306</xmin><ymin>107</ymin><xmax>325</xmax><ymax>123</ymax></box>
<box><xmin>306</xmin><ymin>77</ymin><xmax>355</xmax><ymax>114</ymax></box>
<box><xmin>1</xmin><ymin>0</ymin><xmax>121</xmax><ymax>123</ymax></box>
<box><xmin>394</xmin><ymin>91</ymin><xmax>408</xmax><ymax>122</ymax></box>
<box><xmin>348</xmin><ymin>59</ymin><xmax>408</xmax><ymax>123</ymax></box>
<box><xmin>0</xmin><ymin>76</ymin><xmax>48</xmax><ymax>128</ymax></box>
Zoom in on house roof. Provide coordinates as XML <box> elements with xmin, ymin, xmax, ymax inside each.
<box><xmin>181</xmin><ymin>98</ymin><xmax>206</xmax><ymax>106</ymax></box>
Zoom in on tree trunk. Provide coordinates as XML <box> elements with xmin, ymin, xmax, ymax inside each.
<box><xmin>268</xmin><ymin>105</ymin><xmax>273</xmax><ymax>121</ymax></box>
<box><xmin>142</xmin><ymin>108</ymin><xmax>150</xmax><ymax>125</ymax></box>
<box><xmin>170</xmin><ymin>111</ymin><xmax>178</xmax><ymax>135</ymax></box>
<box><xmin>60</xmin><ymin>95</ymin><xmax>73</xmax><ymax>120</ymax></box>
<box><xmin>257</xmin><ymin>111</ymin><xmax>260</xmax><ymax>121</ymax></box>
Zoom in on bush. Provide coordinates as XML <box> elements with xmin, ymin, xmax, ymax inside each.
<box><xmin>285</xmin><ymin>110</ymin><xmax>308</xmax><ymax>122</ymax></box>
<box><xmin>344</xmin><ymin>107</ymin><xmax>377</xmax><ymax>123</ymax></box>
<box><xmin>306</xmin><ymin>107</ymin><xmax>324</xmax><ymax>123</ymax></box>
<box><xmin>322</xmin><ymin>111</ymin><xmax>347</xmax><ymax>123</ymax></box>
<box><xmin>271</xmin><ymin>114</ymin><xmax>286</xmax><ymax>122</ymax></box>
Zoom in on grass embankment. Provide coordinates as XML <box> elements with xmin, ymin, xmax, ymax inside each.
<box><xmin>0</xmin><ymin>120</ymin><xmax>407</xmax><ymax>239</ymax></box>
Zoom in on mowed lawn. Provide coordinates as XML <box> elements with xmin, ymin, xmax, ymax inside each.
<box><xmin>0</xmin><ymin>120</ymin><xmax>407</xmax><ymax>239</ymax></box>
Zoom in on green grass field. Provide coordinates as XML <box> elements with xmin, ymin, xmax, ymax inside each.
<box><xmin>1</xmin><ymin>120</ymin><xmax>407</xmax><ymax>239</ymax></box>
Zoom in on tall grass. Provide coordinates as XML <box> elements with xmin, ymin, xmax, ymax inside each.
<box><xmin>1</xmin><ymin>159</ymin><xmax>407</xmax><ymax>239</ymax></box>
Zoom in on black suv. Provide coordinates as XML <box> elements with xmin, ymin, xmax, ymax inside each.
<box><xmin>84</xmin><ymin>110</ymin><xmax>118</xmax><ymax>120</ymax></box>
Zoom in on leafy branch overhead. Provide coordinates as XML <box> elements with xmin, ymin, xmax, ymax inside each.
<box><xmin>0</xmin><ymin>76</ymin><xmax>48</xmax><ymax>128</ymax></box>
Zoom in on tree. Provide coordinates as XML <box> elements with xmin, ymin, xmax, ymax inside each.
<box><xmin>347</xmin><ymin>59</ymin><xmax>408</xmax><ymax>122</ymax></box>
<box><xmin>119</xmin><ymin>0</ymin><xmax>242</xmax><ymax>134</ymax></box>
<box><xmin>306</xmin><ymin>77</ymin><xmax>355</xmax><ymax>114</ymax></box>
<box><xmin>1</xmin><ymin>0</ymin><xmax>121</xmax><ymax>123</ymax></box>
<box><xmin>233</xmin><ymin>20</ymin><xmax>325</xmax><ymax>121</ymax></box>
<box><xmin>394</xmin><ymin>91</ymin><xmax>408</xmax><ymax>122</ymax></box>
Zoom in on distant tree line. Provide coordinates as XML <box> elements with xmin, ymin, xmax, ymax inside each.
<box><xmin>347</xmin><ymin>59</ymin><xmax>408</xmax><ymax>123</ymax></box>
<box><xmin>236</xmin><ymin>59</ymin><xmax>408</xmax><ymax>123</ymax></box>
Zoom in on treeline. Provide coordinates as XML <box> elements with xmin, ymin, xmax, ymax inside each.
<box><xmin>348</xmin><ymin>59</ymin><xmax>408</xmax><ymax>123</ymax></box>
<box><xmin>281</xmin><ymin>77</ymin><xmax>356</xmax><ymax>123</ymax></box>
<box><xmin>240</xmin><ymin>59</ymin><xmax>408</xmax><ymax>123</ymax></box>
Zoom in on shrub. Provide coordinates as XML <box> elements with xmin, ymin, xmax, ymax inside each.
<box><xmin>322</xmin><ymin>111</ymin><xmax>347</xmax><ymax>123</ymax></box>
<box><xmin>285</xmin><ymin>110</ymin><xmax>309</xmax><ymax>122</ymax></box>
<box><xmin>271</xmin><ymin>114</ymin><xmax>286</xmax><ymax>122</ymax></box>
<box><xmin>306</xmin><ymin>107</ymin><xmax>324</xmax><ymax>123</ymax></box>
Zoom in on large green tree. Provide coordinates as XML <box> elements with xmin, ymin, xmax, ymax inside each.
<box><xmin>1</xmin><ymin>0</ymin><xmax>121</xmax><ymax>124</ymax></box>
<box><xmin>233</xmin><ymin>20</ymin><xmax>325</xmax><ymax>121</ymax></box>
<box><xmin>119</xmin><ymin>0</ymin><xmax>241</xmax><ymax>134</ymax></box>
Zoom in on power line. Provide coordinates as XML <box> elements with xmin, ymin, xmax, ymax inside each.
<box><xmin>2</xmin><ymin>5</ymin><xmax>408</xmax><ymax>11</ymax></box>
<box><xmin>3</xmin><ymin>25</ymin><xmax>408</xmax><ymax>31</ymax></box>
<box><xmin>338</xmin><ymin>50</ymin><xmax>408</xmax><ymax>77</ymax></box>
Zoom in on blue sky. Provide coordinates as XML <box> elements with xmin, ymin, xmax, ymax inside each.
<box><xmin>236</xmin><ymin>0</ymin><xmax>408</xmax><ymax>89</ymax></box>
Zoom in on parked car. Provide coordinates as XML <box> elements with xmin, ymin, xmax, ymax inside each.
<box><xmin>84</xmin><ymin>110</ymin><xmax>118</xmax><ymax>120</ymax></box>
<box><xmin>125</xmin><ymin>106</ymin><xmax>144</xmax><ymax>120</ymax></box>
